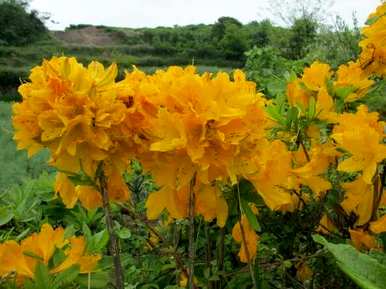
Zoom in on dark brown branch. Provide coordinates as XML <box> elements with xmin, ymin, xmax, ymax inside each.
<box><xmin>188</xmin><ymin>173</ymin><xmax>197</xmax><ymax>289</ymax></box>
<box><xmin>98</xmin><ymin>164</ymin><xmax>125</xmax><ymax>289</ymax></box>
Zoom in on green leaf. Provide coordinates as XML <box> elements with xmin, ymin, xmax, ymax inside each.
<box><xmin>313</xmin><ymin>235</ymin><xmax>386</xmax><ymax>289</ymax></box>
<box><xmin>0</xmin><ymin>207</ymin><xmax>14</xmax><ymax>225</ymax></box>
<box><xmin>52</xmin><ymin>248</ymin><xmax>67</xmax><ymax>268</ymax></box>
<box><xmin>76</xmin><ymin>271</ymin><xmax>110</xmax><ymax>289</ymax></box>
<box><xmin>93</xmin><ymin>229</ymin><xmax>110</xmax><ymax>252</ymax></box>
<box><xmin>63</xmin><ymin>224</ymin><xmax>76</xmax><ymax>239</ymax></box>
<box><xmin>82</xmin><ymin>223</ymin><xmax>92</xmax><ymax>241</ymax></box>
<box><xmin>366</xmin><ymin>15</ymin><xmax>383</xmax><ymax>26</ymax></box>
<box><xmin>116</xmin><ymin>227</ymin><xmax>132</xmax><ymax>240</ymax></box>
<box><xmin>287</xmin><ymin>106</ymin><xmax>299</xmax><ymax>127</ymax></box>
<box><xmin>34</xmin><ymin>262</ymin><xmax>51</xmax><ymax>289</ymax></box>
<box><xmin>307</xmin><ymin>96</ymin><xmax>316</xmax><ymax>119</ymax></box>
<box><xmin>334</xmin><ymin>86</ymin><xmax>356</xmax><ymax>100</ymax></box>
<box><xmin>266</xmin><ymin>104</ymin><xmax>285</xmax><ymax>125</ymax></box>
<box><xmin>53</xmin><ymin>265</ymin><xmax>80</xmax><ymax>288</ymax></box>
<box><xmin>241</xmin><ymin>199</ymin><xmax>261</xmax><ymax>232</ymax></box>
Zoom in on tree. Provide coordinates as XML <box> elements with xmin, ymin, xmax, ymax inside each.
<box><xmin>211</xmin><ymin>16</ymin><xmax>242</xmax><ymax>40</ymax></box>
<box><xmin>251</xmin><ymin>19</ymin><xmax>273</xmax><ymax>48</ymax></box>
<box><xmin>287</xmin><ymin>16</ymin><xmax>317</xmax><ymax>59</ymax></box>
<box><xmin>0</xmin><ymin>0</ymin><xmax>47</xmax><ymax>46</ymax></box>
<box><xmin>219</xmin><ymin>23</ymin><xmax>248</xmax><ymax>60</ymax></box>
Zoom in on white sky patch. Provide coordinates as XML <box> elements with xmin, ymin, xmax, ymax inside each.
<box><xmin>30</xmin><ymin>0</ymin><xmax>382</xmax><ymax>30</ymax></box>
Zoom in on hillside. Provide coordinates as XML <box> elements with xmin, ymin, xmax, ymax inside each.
<box><xmin>1</xmin><ymin>23</ymin><xmax>249</xmax><ymax>101</ymax></box>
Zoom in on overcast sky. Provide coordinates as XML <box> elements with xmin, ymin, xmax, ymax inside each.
<box><xmin>30</xmin><ymin>0</ymin><xmax>382</xmax><ymax>30</ymax></box>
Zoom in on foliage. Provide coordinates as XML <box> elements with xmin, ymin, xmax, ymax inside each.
<box><xmin>306</xmin><ymin>15</ymin><xmax>361</xmax><ymax>68</ymax></box>
<box><xmin>315</xmin><ymin>235</ymin><xmax>386</xmax><ymax>289</ymax></box>
<box><xmin>0</xmin><ymin>101</ymin><xmax>50</xmax><ymax>189</ymax></box>
<box><xmin>286</xmin><ymin>16</ymin><xmax>317</xmax><ymax>59</ymax></box>
<box><xmin>0</xmin><ymin>2</ymin><xmax>385</xmax><ymax>289</ymax></box>
<box><xmin>0</xmin><ymin>0</ymin><xmax>48</xmax><ymax>46</ymax></box>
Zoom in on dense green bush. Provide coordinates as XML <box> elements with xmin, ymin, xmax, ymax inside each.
<box><xmin>244</xmin><ymin>47</ymin><xmax>306</xmax><ymax>97</ymax></box>
<box><xmin>0</xmin><ymin>0</ymin><xmax>48</xmax><ymax>46</ymax></box>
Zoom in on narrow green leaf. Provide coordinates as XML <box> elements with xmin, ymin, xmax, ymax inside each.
<box><xmin>241</xmin><ymin>199</ymin><xmax>261</xmax><ymax>232</ymax></box>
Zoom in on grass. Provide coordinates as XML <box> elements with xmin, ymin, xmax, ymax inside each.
<box><xmin>0</xmin><ymin>101</ymin><xmax>50</xmax><ymax>189</ymax></box>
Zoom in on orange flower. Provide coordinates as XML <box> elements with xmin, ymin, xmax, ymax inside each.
<box><xmin>349</xmin><ymin>229</ymin><xmax>379</xmax><ymax>250</ymax></box>
<box><xmin>232</xmin><ymin>215</ymin><xmax>259</xmax><ymax>263</ymax></box>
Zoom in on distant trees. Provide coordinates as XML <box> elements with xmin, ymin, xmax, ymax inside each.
<box><xmin>287</xmin><ymin>17</ymin><xmax>317</xmax><ymax>59</ymax></box>
<box><xmin>0</xmin><ymin>0</ymin><xmax>47</xmax><ymax>45</ymax></box>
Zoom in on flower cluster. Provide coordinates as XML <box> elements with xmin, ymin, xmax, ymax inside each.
<box><xmin>13</xmin><ymin>57</ymin><xmax>133</xmax><ymax>209</ymax></box>
<box><xmin>119</xmin><ymin>67</ymin><xmax>271</xmax><ymax>226</ymax></box>
<box><xmin>11</xmin><ymin>2</ymin><xmax>386</xmax><ymax>265</ymax></box>
<box><xmin>286</xmin><ymin>61</ymin><xmax>374</xmax><ymax>121</ymax></box>
<box><xmin>0</xmin><ymin>224</ymin><xmax>100</xmax><ymax>284</ymax></box>
<box><xmin>359</xmin><ymin>2</ymin><xmax>386</xmax><ymax>76</ymax></box>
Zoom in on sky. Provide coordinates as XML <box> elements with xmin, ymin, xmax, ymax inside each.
<box><xmin>30</xmin><ymin>0</ymin><xmax>382</xmax><ymax>31</ymax></box>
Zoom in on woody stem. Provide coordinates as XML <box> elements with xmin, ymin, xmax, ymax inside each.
<box><xmin>300</xmin><ymin>140</ymin><xmax>311</xmax><ymax>162</ymax></box>
<box><xmin>188</xmin><ymin>172</ymin><xmax>197</xmax><ymax>289</ymax></box>
<box><xmin>98</xmin><ymin>164</ymin><xmax>125</xmax><ymax>289</ymax></box>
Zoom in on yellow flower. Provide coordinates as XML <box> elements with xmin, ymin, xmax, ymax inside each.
<box><xmin>292</xmin><ymin>144</ymin><xmax>335</xmax><ymax>198</ymax></box>
<box><xmin>248</xmin><ymin>140</ymin><xmax>295</xmax><ymax>211</ymax></box>
<box><xmin>317</xmin><ymin>214</ymin><xmax>337</xmax><ymax>234</ymax></box>
<box><xmin>51</xmin><ymin>236</ymin><xmax>100</xmax><ymax>274</ymax></box>
<box><xmin>296</xmin><ymin>262</ymin><xmax>313</xmax><ymax>283</ymax></box>
<box><xmin>0</xmin><ymin>241</ymin><xmax>34</xmax><ymax>278</ymax></box>
<box><xmin>0</xmin><ymin>223</ymin><xmax>98</xmax><ymax>285</ymax></box>
<box><xmin>370</xmin><ymin>215</ymin><xmax>386</xmax><ymax>234</ymax></box>
<box><xmin>315</xmin><ymin>87</ymin><xmax>336</xmax><ymax>121</ymax></box>
<box><xmin>232</xmin><ymin>215</ymin><xmax>259</xmax><ymax>263</ymax></box>
<box><xmin>78</xmin><ymin>255</ymin><xmax>101</xmax><ymax>273</ymax></box>
<box><xmin>367</xmin><ymin>2</ymin><xmax>386</xmax><ymax>19</ymax></box>
<box><xmin>341</xmin><ymin>177</ymin><xmax>374</xmax><ymax>226</ymax></box>
<box><xmin>334</xmin><ymin>62</ymin><xmax>374</xmax><ymax>102</ymax></box>
<box><xmin>21</xmin><ymin>223</ymin><xmax>65</xmax><ymax>265</ymax></box>
<box><xmin>195</xmin><ymin>183</ymin><xmax>228</xmax><ymax>227</ymax></box>
<box><xmin>301</xmin><ymin>62</ymin><xmax>332</xmax><ymax>91</ymax></box>
<box><xmin>332</xmin><ymin>106</ymin><xmax>386</xmax><ymax>184</ymax></box>
<box><xmin>130</xmin><ymin>66</ymin><xmax>268</xmax><ymax>225</ymax></box>
<box><xmin>55</xmin><ymin>173</ymin><xmax>103</xmax><ymax>210</ymax></box>
<box><xmin>287</xmin><ymin>79</ymin><xmax>310</xmax><ymax>108</ymax></box>
<box><xmin>349</xmin><ymin>229</ymin><xmax>379</xmax><ymax>250</ymax></box>
<box><xmin>359</xmin><ymin>3</ymin><xmax>386</xmax><ymax>76</ymax></box>
<box><xmin>14</xmin><ymin>57</ymin><xmax>134</xmax><ymax>210</ymax></box>
<box><xmin>55</xmin><ymin>173</ymin><xmax>78</xmax><ymax>208</ymax></box>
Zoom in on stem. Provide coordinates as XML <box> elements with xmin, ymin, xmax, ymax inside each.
<box><xmin>98</xmin><ymin>164</ymin><xmax>125</xmax><ymax>289</ymax></box>
<box><xmin>120</xmin><ymin>205</ymin><xmax>190</xmax><ymax>285</ymax></box>
<box><xmin>371</xmin><ymin>167</ymin><xmax>384</xmax><ymax>222</ymax></box>
<box><xmin>217</xmin><ymin>227</ymin><xmax>225</xmax><ymax>289</ymax></box>
<box><xmin>300</xmin><ymin>140</ymin><xmax>311</xmax><ymax>162</ymax></box>
<box><xmin>236</xmin><ymin>184</ymin><xmax>257</xmax><ymax>289</ymax></box>
<box><xmin>188</xmin><ymin>173</ymin><xmax>197</xmax><ymax>289</ymax></box>
<box><xmin>204</xmin><ymin>223</ymin><xmax>213</xmax><ymax>289</ymax></box>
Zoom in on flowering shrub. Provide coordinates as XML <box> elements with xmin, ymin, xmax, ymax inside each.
<box><xmin>0</xmin><ymin>224</ymin><xmax>100</xmax><ymax>287</ymax></box>
<box><xmin>4</xmin><ymin>2</ymin><xmax>386</xmax><ymax>289</ymax></box>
